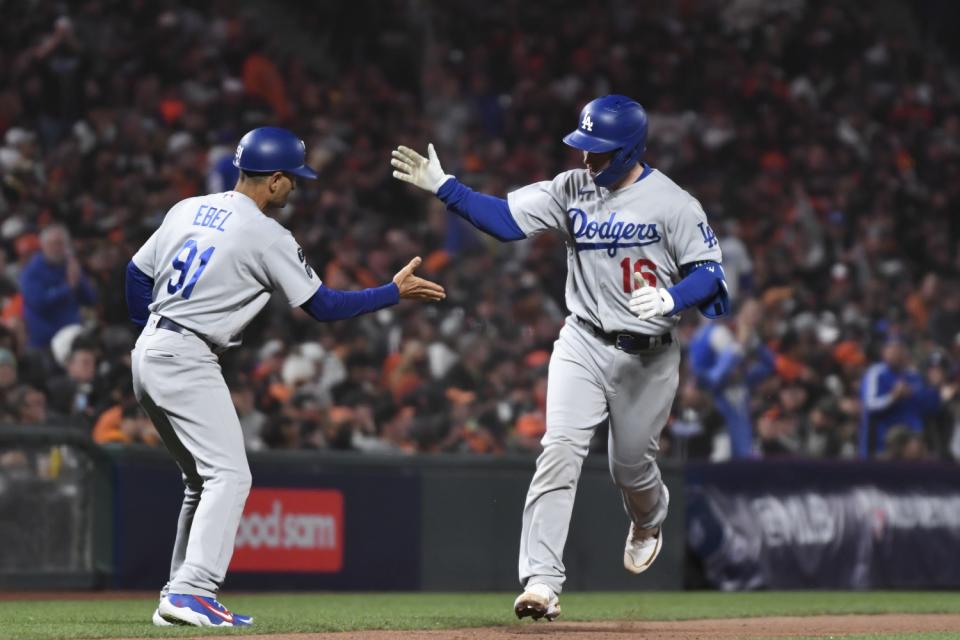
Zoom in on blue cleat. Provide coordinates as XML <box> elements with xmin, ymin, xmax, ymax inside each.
<box><xmin>157</xmin><ymin>594</ymin><xmax>253</xmax><ymax>627</ymax></box>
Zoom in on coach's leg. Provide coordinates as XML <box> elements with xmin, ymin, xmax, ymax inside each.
<box><xmin>519</xmin><ymin>323</ymin><xmax>609</xmax><ymax>595</ymax></box>
<box><xmin>133</xmin><ymin>335</ymin><xmax>201</xmax><ymax>599</ymax></box>
<box><xmin>607</xmin><ymin>341</ymin><xmax>681</xmax><ymax>531</ymax></box>
<box><xmin>138</xmin><ymin>390</ymin><xmax>204</xmax><ymax>597</ymax></box>
<box><xmin>134</xmin><ymin>335</ymin><xmax>252</xmax><ymax>597</ymax></box>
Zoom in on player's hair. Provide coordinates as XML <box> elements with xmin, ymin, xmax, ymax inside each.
<box><xmin>238</xmin><ymin>170</ymin><xmax>275</xmax><ymax>183</ymax></box>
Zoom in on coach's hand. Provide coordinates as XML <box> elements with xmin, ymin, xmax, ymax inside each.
<box><xmin>629</xmin><ymin>272</ymin><xmax>674</xmax><ymax>320</ymax></box>
<box><xmin>391</xmin><ymin>144</ymin><xmax>452</xmax><ymax>193</ymax></box>
<box><xmin>393</xmin><ymin>257</ymin><xmax>446</xmax><ymax>301</ymax></box>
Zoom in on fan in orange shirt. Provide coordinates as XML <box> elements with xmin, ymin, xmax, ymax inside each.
<box><xmin>92</xmin><ymin>401</ymin><xmax>160</xmax><ymax>446</ymax></box>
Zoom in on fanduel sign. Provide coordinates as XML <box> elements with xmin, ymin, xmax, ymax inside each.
<box><xmin>231</xmin><ymin>488</ymin><xmax>344</xmax><ymax>572</ymax></box>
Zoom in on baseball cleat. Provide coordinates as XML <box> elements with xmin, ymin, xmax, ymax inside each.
<box><xmin>151</xmin><ymin>608</ymin><xmax>173</xmax><ymax>626</ymax></box>
<box><xmin>624</xmin><ymin>524</ymin><xmax>663</xmax><ymax>574</ymax></box>
<box><xmin>157</xmin><ymin>594</ymin><xmax>253</xmax><ymax>627</ymax></box>
<box><xmin>514</xmin><ymin>583</ymin><xmax>561</xmax><ymax>621</ymax></box>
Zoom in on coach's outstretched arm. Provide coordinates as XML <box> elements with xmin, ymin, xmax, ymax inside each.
<box><xmin>299</xmin><ymin>256</ymin><xmax>444</xmax><ymax>322</ymax></box>
<box><xmin>391</xmin><ymin>144</ymin><xmax>525</xmax><ymax>242</ymax></box>
<box><xmin>125</xmin><ymin>256</ymin><xmax>443</xmax><ymax>327</ymax></box>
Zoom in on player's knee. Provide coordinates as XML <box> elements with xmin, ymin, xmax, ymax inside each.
<box><xmin>204</xmin><ymin>466</ymin><xmax>252</xmax><ymax>496</ymax></box>
<box><xmin>534</xmin><ymin>443</ymin><xmax>584</xmax><ymax>489</ymax></box>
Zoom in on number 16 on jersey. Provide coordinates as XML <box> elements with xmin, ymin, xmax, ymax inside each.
<box><xmin>168</xmin><ymin>239</ymin><xmax>216</xmax><ymax>299</ymax></box>
<box><xmin>620</xmin><ymin>257</ymin><xmax>657</xmax><ymax>292</ymax></box>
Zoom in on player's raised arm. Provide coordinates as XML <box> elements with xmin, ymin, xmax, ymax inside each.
<box><xmin>391</xmin><ymin>144</ymin><xmax>526</xmax><ymax>242</ymax></box>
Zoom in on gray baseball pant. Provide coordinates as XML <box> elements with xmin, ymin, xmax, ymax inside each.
<box><xmin>518</xmin><ymin>316</ymin><xmax>680</xmax><ymax>594</ymax></box>
<box><xmin>132</xmin><ymin>314</ymin><xmax>251</xmax><ymax>599</ymax></box>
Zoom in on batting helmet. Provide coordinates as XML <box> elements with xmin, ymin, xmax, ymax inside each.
<box><xmin>562</xmin><ymin>95</ymin><xmax>648</xmax><ymax>187</ymax></box>
<box><xmin>233</xmin><ymin>127</ymin><xmax>318</xmax><ymax>180</ymax></box>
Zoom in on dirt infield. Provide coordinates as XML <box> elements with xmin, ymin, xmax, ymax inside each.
<box><xmin>144</xmin><ymin>614</ymin><xmax>960</xmax><ymax>640</ymax></box>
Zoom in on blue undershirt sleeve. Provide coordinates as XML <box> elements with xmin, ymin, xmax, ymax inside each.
<box><xmin>436</xmin><ymin>178</ymin><xmax>525</xmax><ymax>242</ymax></box>
<box><xmin>300</xmin><ymin>283</ymin><xmax>400</xmax><ymax>322</ymax></box>
<box><xmin>667</xmin><ymin>261</ymin><xmax>730</xmax><ymax>318</ymax></box>
<box><xmin>125</xmin><ymin>260</ymin><xmax>154</xmax><ymax>328</ymax></box>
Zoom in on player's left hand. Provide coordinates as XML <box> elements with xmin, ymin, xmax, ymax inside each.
<box><xmin>393</xmin><ymin>256</ymin><xmax>446</xmax><ymax>301</ymax></box>
<box><xmin>629</xmin><ymin>272</ymin><xmax>674</xmax><ymax>320</ymax></box>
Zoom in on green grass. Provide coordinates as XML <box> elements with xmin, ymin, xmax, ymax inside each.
<box><xmin>0</xmin><ymin>591</ymin><xmax>958</xmax><ymax>640</ymax></box>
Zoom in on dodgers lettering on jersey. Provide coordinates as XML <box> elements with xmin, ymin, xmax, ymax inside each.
<box><xmin>506</xmin><ymin>168</ymin><xmax>722</xmax><ymax>334</ymax></box>
<box><xmin>567</xmin><ymin>209</ymin><xmax>663</xmax><ymax>257</ymax></box>
<box><xmin>131</xmin><ymin>191</ymin><xmax>320</xmax><ymax>348</ymax></box>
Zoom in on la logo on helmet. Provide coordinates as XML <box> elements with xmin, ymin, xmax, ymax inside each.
<box><xmin>581</xmin><ymin>114</ymin><xmax>594</xmax><ymax>131</ymax></box>
<box><xmin>234</xmin><ymin>143</ymin><xmax>244</xmax><ymax>165</ymax></box>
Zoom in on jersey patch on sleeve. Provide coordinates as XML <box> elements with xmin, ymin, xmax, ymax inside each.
<box><xmin>697</xmin><ymin>222</ymin><xmax>718</xmax><ymax>248</ymax></box>
<box><xmin>296</xmin><ymin>245</ymin><xmax>314</xmax><ymax>279</ymax></box>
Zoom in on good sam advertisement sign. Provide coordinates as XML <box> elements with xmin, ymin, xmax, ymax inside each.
<box><xmin>230</xmin><ymin>488</ymin><xmax>344</xmax><ymax>572</ymax></box>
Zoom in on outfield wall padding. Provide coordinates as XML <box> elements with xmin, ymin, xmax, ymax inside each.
<box><xmin>106</xmin><ymin>447</ymin><xmax>685</xmax><ymax>591</ymax></box>
<box><xmin>18</xmin><ymin>430</ymin><xmax>960</xmax><ymax>592</ymax></box>
<box><xmin>686</xmin><ymin>460</ymin><xmax>960</xmax><ymax>590</ymax></box>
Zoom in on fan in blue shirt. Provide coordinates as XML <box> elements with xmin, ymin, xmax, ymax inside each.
<box><xmin>19</xmin><ymin>226</ymin><xmax>97</xmax><ymax>348</ymax></box>
<box><xmin>859</xmin><ymin>338</ymin><xmax>940</xmax><ymax>458</ymax></box>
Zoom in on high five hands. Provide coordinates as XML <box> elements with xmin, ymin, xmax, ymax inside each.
<box><xmin>393</xmin><ymin>257</ymin><xmax>445</xmax><ymax>301</ymax></box>
<box><xmin>391</xmin><ymin>144</ymin><xmax>452</xmax><ymax>194</ymax></box>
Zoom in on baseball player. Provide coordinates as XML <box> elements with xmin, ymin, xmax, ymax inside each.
<box><xmin>391</xmin><ymin>95</ymin><xmax>729</xmax><ymax>620</ymax></box>
<box><xmin>125</xmin><ymin>127</ymin><xmax>444</xmax><ymax>627</ymax></box>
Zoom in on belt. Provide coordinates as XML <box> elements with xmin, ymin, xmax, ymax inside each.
<box><xmin>157</xmin><ymin>316</ymin><xmax>214</xmax><ymax>349</ymax></box>
<box><xmin>576</xmin><ymin>316</ymin><xmax>672</xmax><ymax>352</ymax></box>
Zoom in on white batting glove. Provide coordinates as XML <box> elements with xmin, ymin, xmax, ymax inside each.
<box><xmin>629</xmin><ymin>272</ymin><xmax>675</xmax><ymax>320</ymax></box>
<box><xmin>391</xmin><ymin>143</ymin><xmax>453</xmax><ymax>194</ymax></box>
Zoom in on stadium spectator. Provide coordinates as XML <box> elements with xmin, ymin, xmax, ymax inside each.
<box><xmin>230</xmin><ymin>378</ymin><xmax>268</xmax><ymax>452</ymax></box>
<box><xmin>92</xmin><ymin>399</ymin><xmax>160</xmax><ymax>446</ymax></box>
<box><xmin>19</xmin><ymin>225</ymin><xmax>96</xmax><ymax>349</ymax></box>
<box><xmin>879</xmin><ymin>426</ymin><xmax>930</xmax><ymax>461</ymax></box>
<box><xmin>0</xmin><ymin>348</ymin><xmax>17</xmax><ymax>397</ymax></box>
<box><xmin>805</xmin><ymin>397</ymin><xmax>857</xmax><ymax>459</ymax></box>
<box><xmin>687</xmin><ymin>299</ymin><xmax>774</xmax><ymax>458</ymax></box>
<box><xmin>859</xmin><ymin>338</ymin><xmax>941</xmax><ymax>458</ymax></box>
<box><xmin>0</xmin><ymin>1</ymin><xmax>957</xmax><ymax>464</ymax></box>
<box><xmin>7</xmin><ymin>385</ymin><xmax>50</xmax><ymax>426</ymax></box>
<box><xmin>46</xmin><ymin>345</ymin><xmax>100</xmax><ymax>428</ymax></box>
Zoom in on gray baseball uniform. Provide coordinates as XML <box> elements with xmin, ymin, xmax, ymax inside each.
<box><xmin>131</xmin><ymin>190</ymin><xmax>319</xmax><ymax>598</ymax></box>
<box><xmin>507</xmin><ymin>167</ymin><xmax>722</xmax><ymax>593</ymax></box>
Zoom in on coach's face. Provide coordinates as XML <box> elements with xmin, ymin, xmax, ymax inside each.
<box><xmin>583</xmin><ymin>150</ymin><xmax>614</xmax><ymax>178</ymax></box>
<box><xmin>265</xmin><ymin>171</ymin><xmax>296</xmax><ymax>209</ymax></box>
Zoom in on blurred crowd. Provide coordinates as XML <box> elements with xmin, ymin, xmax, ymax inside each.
<box><xmin>0</xmin><ymin>0</ymin><xmax>958</xmax><ymax>464</ymax></box>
